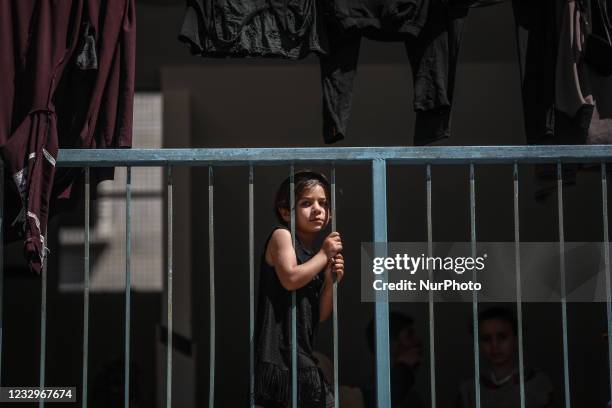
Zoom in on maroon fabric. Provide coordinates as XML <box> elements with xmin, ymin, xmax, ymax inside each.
<box><xmin>0</xmin><ymin>0</ymin><xmax>136</xmax><ymax>273</ymax></box>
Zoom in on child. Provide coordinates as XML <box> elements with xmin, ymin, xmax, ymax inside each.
<box><xmin>457</xmin><ymin>307</ymin><xmax>554</xmax><ymax>408</ymax></box>
<box><xmin>254</xmin><ymin>171</ymin><xmax>344</xmax><ymax>408</ymax></box>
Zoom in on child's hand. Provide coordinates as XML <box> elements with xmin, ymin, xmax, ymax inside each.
<box><xmin>331</xmin><ymin>254</ymin><xmax>344</xmax><ymax>283</ymax></box>
<box><xmin>322</xmin><ymin>232</ymin><xmax>343</xmax><ymax>258</ymax></box>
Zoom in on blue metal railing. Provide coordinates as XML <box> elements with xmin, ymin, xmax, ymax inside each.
<box><xmin>55</xmin><ymin>145</ymin><xmax>612</xmax><ymax>165</ymax></box>
<box><xmin>2</xmin><ymin>145</ymin><xmax>612</xmax><ymax>408</ymax></box>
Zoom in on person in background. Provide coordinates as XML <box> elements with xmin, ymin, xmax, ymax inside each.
<box><xmin>362</xmin><ymin>312</ymin><xmax>424</xmax><ymax>408</ymax></box>
<box><xmin>313</xmin><ymin>351</ymin><xmax>366</xmax><ymax>408</ymax></box>
<box><xmin>457</xmin><ymin>307</ymin><xmax>554</xmax><ymax>408</ymax></box>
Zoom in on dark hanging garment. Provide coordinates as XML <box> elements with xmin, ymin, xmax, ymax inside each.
<box><xmin>332</xmin><ymin>0</ymin><xmax>430</xmax><ymax>36</ymax></box>
<box><xmin>584</xmin><ymin>0</ymin><xmax>612</xmax><ymax>75</ymax></box>
<box><xmin>582</xmin><ymin>0</ymin><xmax>612</xmax><ymax>144</ymax></box>
<box><xmin>512</xmin><ymin>0</ymin><xmax>559</xmax><ymax>145</ymax></box>
<box><xmin>0</xmin><ymin>0</ymin><xmax>136</xmax><ymax>273</ymax></box>
<box><xmin>512</xmin><ymin>0</ymin><xmax>611</xmax><ymax>144</ymax></box>
<box><xmin>513</xmin><ymin>0</ymin><xmax>612</xmax><ymax>197</ymax></box>
<box><xmin>179</xmin><ymin>0</ymin><xmax>328</xmax><ymax>59</ymax></box>
<box><xmin>321</xmin><ymin>0</ymin><xmax>469</xmax><ymax>144</ymax></box>
<box><xmin>451</xmin><ymin>0</ymin><xmax>508</xmax><ymax>7</ymax></box>
<box><xmin>253</xmin><ymin>226</ymin><xmax>334</xmax><ymax>408</ymax></box>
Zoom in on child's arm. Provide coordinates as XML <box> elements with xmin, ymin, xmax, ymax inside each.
<box><xmin>319</xmin><ymin>254</ymin><xmax>344</xmax><ymax>322</ymax></box>
<box><xmin>267</xmin><ymin>229</ymin><xmax>342</xmax><ymax>291</ymax></box>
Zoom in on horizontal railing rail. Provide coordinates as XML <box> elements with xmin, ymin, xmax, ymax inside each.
<box><xmin>57</xmin><ymin>145</ymin><xmax>612</xmax><ymax>166</ymax></box>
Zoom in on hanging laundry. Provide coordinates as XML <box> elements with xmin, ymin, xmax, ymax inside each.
<box><xmin>320</xmin><ymin>0</ymin><xmax>471</xmax><ymax>144</ymax></box>
<box><xmin>331</xmin><ymin>0</ymin><xmax>430</xmax><ymax>36</ymax></box>
<box><xmin>584</xmin><ymin>0</ymin><xmax>612</xmax><ymax>144</ymax></box>
<box><xmin>587</xmin><ymin>77</ymin><xmax>612</xmax><ymax>145</ymax></box>
<box><xmin>584</xmin><ymin>0</ymin><xmax>612</xmax><ymax>75</ymax></box>
<box><xmin>554</xmin><ymin>0</ymin><xmax>597</xmax><ymax>145</ymax></box>
<box><xmin>0</xmin><ymin>0</ymin><xmax>136</xmax><ymax>273</ymax></box>
<box><xmin>514</xmin><ymin>0</ymin><xmax>612</xmax><ymax>145</ymax></box>
<box><xmin>179</xmin><ymin>0</ymin><xmax>328</xmax><ymax>59</ymax></box>
<box><xmin>513</xmin><ymin>0</ymin><xmax>612</xmax><ymax>197</ymax></box>
<box><xmin>513</xmin><ymin>0</ymin><xmax>558</xmax><ymax>145</ymax></box>
<box><xmin>452</xmin><ymin>0</ymin><xmax>508</xmax><ymax>7</ymax></box>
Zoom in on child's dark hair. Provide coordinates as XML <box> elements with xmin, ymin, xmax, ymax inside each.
<box><xmin>365</xmin><ymin>312</ymin><xmax>414</xmax><ymax>354</ymax></box>
<box><xmin>274</xmin><ymin>170</ymin><xmax>331</xmax><ymax>224</ymax></box>
<box><xmin>471</xmin><ymin>306</ymin><xmax>518</xmax><ymax>336</ymax></box>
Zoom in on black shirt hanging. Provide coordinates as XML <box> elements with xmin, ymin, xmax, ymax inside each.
<box><xmin>179</xmin><ymin>0</ymin><xmax>328</xmax><ymax>59</ymax></box>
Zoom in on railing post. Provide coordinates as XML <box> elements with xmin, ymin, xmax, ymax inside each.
<box><xmin>469</xmin><ymin>163</ymin><xmax>481</xmax><ymax>408</ymax></box>
<box><xmin>82</xmin><ymin>167</ymin><xmax>91</xmax><ymax>407</ymax></box>
<box><xmin>331</xmin><ymin>166</ymin><xmax>339</xmax><ymax>408</ymax></box>
<box><xmin>372</xmin><ymin>159</ymin><xmax>390</xmax><ymax>408</ymax></box>
<box><xmin>513</xmin><ymin>163</ymin><xmax>526</xmax><ymax>408</ymax></box>
<box><xmin>166</xmin><ymin>166</ymin><xmax>174</xmax><ymax>408</ymax></box>
<box><xmin>249</xmin><ymin>165</ymin><xmax>255</xmax><ymax>408</ymax></box>
<box><xmin>208</xmin><ymin>166</ymin><xmax>215</xmax><ymax>408</ymax></box>
<box><xmin>124</xmin><ymin>166</ymin><xmax>132</xmax><ymax>408</ymax></box>
<box><xmin>289</xmin><ymin>166</ymin><xmax>297</xmax><ymax>408</ymax></box>
<box><xmin>39</xmin><ymin>251</ymin><xmax>48</xmax><ymax>408</ymax></box>
<box><xmin>0</xmin><ymin>162</ymin><xmax>4</xmax><ymax>387</ymax></box>
<box><xmin>557</xmin><ymin>163</ymin><xmax>571</xmax><ymax>408</ymax></box>
<box><xmin>426</xmin><ymin>164</ymin><xmax>436</xmax><ymax>408</ymax></box>
<box><xmin>602</xmin><ymin>162</ymin><xmax>612</xmax><ymax>408</ymax></box>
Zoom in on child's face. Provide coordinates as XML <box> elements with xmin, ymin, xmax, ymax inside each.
<box><xmin>479</xmin><ymin>318</ymin><xmax>516</xmax><ymax>368</ymax></box>
<box><xmin>282</xmin><ymin>184</ymin><xmax>329</xmax><ymax>234</ymax></box>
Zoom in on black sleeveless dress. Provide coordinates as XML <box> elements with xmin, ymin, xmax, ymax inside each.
<box><xmin>253</xmin><ymin>226</ymin><xmax>334</xmax><ymax>408</ymax></box>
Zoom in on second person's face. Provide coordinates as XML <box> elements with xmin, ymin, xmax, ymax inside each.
<box><xmin>479</xmin><ymin>319</ymin><xmax>516</xmax><ymax>367</ymax></box>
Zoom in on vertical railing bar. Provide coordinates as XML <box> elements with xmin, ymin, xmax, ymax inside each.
<box><xmin>290</xmin><ymin>166</ymin><xmax>297</xmax><ymax>408</ymax></box>
<box><xmin>602</xmin><ymin>162</ymin><xmax>612</xmax><ymax>407</ymax></box>
<box><xmin>39</xmin><ymin>248</ymin><xmax>48</xmax><ymax>408</ymax></box>
<box><xmin>82</xmin><ymin>167</ymin><xmax>91</xmax><ymax>408</ymax></box>
<box><xmin>426</xmin><ymin>164</ymin><xmax>436</xmax><ymax>408</ymax></box>
<box><xmin>372</xmin><ymin>159</ymin><xmax>391</xmax><ymax>408</ymax></box>
<box><xmin>209</xmin><ymin>166</ymin><xmax>216</xmax><ymax>408</ymax></box>
<box><xmin>249</xmin><ymin>165</ymin><xmax>255</xmax><ymax>408</ymax></box>
<box><xmin>557</xmin><ymin>162</ymin><xmax>571</xmax><ymax>408</ymax></box>
<box><xmin>166</xmin><ymin>166</ymin><xmax>173</xmax><ymax>408</ymax></box>
<box><xmin>0</xmin><ymin>164</ymin><xmax>4</xmax><ymax>387</ymax></box>
<box><xmin>331</xmin><ymin>166</ymin><xmax>339</xmax><ymax>408</ymax></box>
<box><xmin>289</xmin><ymin>166</ymin><xmax>298</xmax><ymax>408</ymax></box>
<box><xmin>331</xmin><ymin>166</ymin><xmax>337</xmax><ymax>254</ymax></box>
<box><xmin>469</xmin><ymin>163</ymin><xmax>481</xmax><ymax>408</ymax></box>
<box><xmin>513</xmin><ymin>163</ymin><xmax>526</xmax><ymax>408</ymax></box>
<box><xmin>124</xmin><ymin>166</ymin><xmax>132</xmax><ymax>408</ymax></box>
